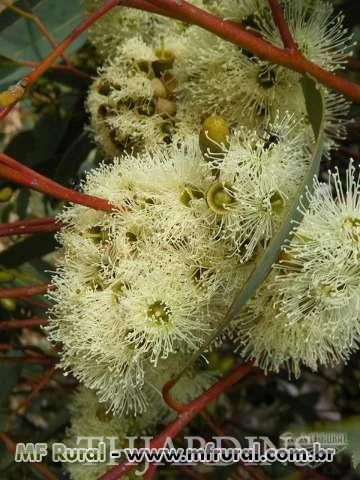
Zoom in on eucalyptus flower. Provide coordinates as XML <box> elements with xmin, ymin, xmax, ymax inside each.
<box><xmin>232</xmin><ymin>163</ymin><xmax>360</xmax><ymax>376</ymax></box>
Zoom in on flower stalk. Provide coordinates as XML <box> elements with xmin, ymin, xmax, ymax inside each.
<box><xmin>0</xmin><ymin>317</ymin><xmax>49</xmax><ymax>330</ymax></box>
<box><xmin>267</xmin><ymin>0</ymin><xmax>298</xmax><ymax>51</ymax></box>
<box><xmin>0</xmin><ymin>0</ymin><xmax>359</xmax><ymax>119</ymax></box>
<box><xmin>0</xmin><ymin>283</ymin><xmax>53</xmax><ymax>298</ymax></box>
<box><xmin>0</xmin><ymin>152</ymin><xmax>114</xmax><ymax>212</ymax></box>
<box><xmin>99</xmin><ymin>363</ymin><xmax>253</xmax><ymax>480</ymax></box>
<box><xmin>0</xmin><ymin>217</ymin><xmax>59</xmax><ymax>237</ymax></box>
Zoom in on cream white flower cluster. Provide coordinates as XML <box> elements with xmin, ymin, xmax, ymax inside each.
<box><xmin>86</xmin><ymin>0</ymin><xmax>353</xmax><ymax>157</ymax></box>
<box><xmin>48</xmin><ymin>120</ymin><xmax>310</xmax><ymax>415</ymax></box>
<box><xmin>232</xmin><ymin>163</ymin><xmax>360</xmax><ymax>376</ymax></box>
<box><xmin>47</xmin><ymin>2</ymin><xmax>357</xmax><ymax>470</ymax></box>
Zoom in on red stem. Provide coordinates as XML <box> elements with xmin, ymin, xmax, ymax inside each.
<box><xmin>143</xmin><ymin>463</ymin><xmax>158</xmax><ymax>480</ymax></box>
<box><xmin>98</xmin><ymin>364</ymin><xmax>253</xmax><ymax>480</ymax></box>
<box><xmin>0</xmin><ymin>152</ymin><xmax>115</xmax><ymax>212</ymax></box>
<box><xmin>162</xmin><ymin>379</ymin><xmax>188</xmax><ymax>413</ymax></box>
<box><xmin>0</xmin><ymin>283</ymin><xmax>53</xmax><ymax>298</ymax></box>
<box><xmin>0</xmin><ymin>317</ymin><xmax>48</xmax><ymax>330</ymax></box>
<box><xmin>267</xmin><ymin>0</ymin><xmax>297</xmax><ymax>51</ymax></box>
<box><xmin>0</xmin><ymin>216</ymin><xmax>59</xmax><ymax>237</ymax></box>
<box><xmin>0</xmin><ymin>104</ymin><xmax>14</xmax><ymax>120</ymax></box>
<box><xmin>14</xmin><ymin>365</ymin><xmax>56</xmax><ymax>414</ymax></box>
<box><xmin>0</xmin><ymin>0</ymin><xmax>359</xmax><ymax>116</ymax></box>
<box><xmin>146</xmin><ymin>0</ymin><xmax>360</xmax><ymax>101</ymax></box>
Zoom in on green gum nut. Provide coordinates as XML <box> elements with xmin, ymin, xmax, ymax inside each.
<box><xmin>85</xmin><ymin>226</ymin><xmax>109</xmax><ymax>244</ymax></box>
<box><xmin>151</xmin><ymin>78</ymin><xmax>167</xmax><ymax>99</ymax></box>
<box><xmin>0</xmin><ymin>187</ymin><xmax>13</xmax><ymax>202</ymax></box>
<box><xmin>207</xmin><ymin>181</ymin><xmax>236</xmax><ymax>214</ymax></box>
<box><xmin>155</xmin><ymin>98</ymin><xmax>177</xmax><ymax>117</ymax></box>
<box><xmin>153</xmin><ymin>48</ymin><xmax>175</xmax><ymax>76</ymax></box>
<box><xmin>199</xmin><ymin>116</ymin><xmax>230</xmax><ymax>157</ymax></box>
<box><xmin>97</xmin><ymin>79</ymin><xmax>111</xmax><ymax>96</ymax></box>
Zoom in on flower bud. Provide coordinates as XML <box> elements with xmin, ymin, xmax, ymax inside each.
<box><xmin>199</xmin><ymin>116</ymin><xmax>230</xmax><ymax>157</ymax></box>
<box><xmin>156</xmin><ymin>98</ymin><xmax>177</xmax><ymax>117</ymax></box>
<box><xmin>151</xmin><ymin>78</ymin><xmax>167</xmax><ymax>99</ymax></box>
<box><xmin>207</xmin><ymin>181</ymin><xmax>236</xmax><ymax>214</ymax></box>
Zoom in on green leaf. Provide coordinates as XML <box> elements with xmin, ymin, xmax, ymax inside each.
<box><xmin>0</xmin><ymin>54</ymin><xmax>21</xmax><ymax>80</ymax></box>
<box><xmin>5</xmin><ymin>112</ymin><xmax>69</xmax><ymax>169</ymax></box>
<box><xmin>53</xmin><ymin>131</ymin><xmax>93</xmax><ymax>185</ymax></box>
<box><xmin>0</xmin><ymin>233</ymin><xmax>57</xmax><ymax>268</ymax></box>
<box><xmin>0</xmin><ymin>0</ymin><xmax>86</xmax><ymax>89</ymax></box>
<box><xmin>2</xmin><ymin>91</ymin><xmax>79</xmax><ymax>183</ymax></box>
<box><xmin>175</xmin><ymin>75</ymin><xmax>325</xmax><ymax>380</ymax></box>
<box><xmin>0</xmin><ymin>1</ymin><xmax>42</xmax><ymax>32</ymax></box>
<box><xmin>16</xmin><ymin>188</ymin><xmax>30</xmax><ymax>220</ymax></box>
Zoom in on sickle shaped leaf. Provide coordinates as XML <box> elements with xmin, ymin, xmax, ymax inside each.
<box><xmin>0</xmin><ymin>0</ymin><xmax>86</xmax><ymax>89</ymax></box>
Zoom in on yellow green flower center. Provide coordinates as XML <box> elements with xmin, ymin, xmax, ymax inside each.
<box><xmin>343</xmin><ymin>216</ymin><xmax>360</xmax><ymax>241</ymax></box>
<box><xmin>147</xmin><ymin>300</ymin><xmax>171</xmax><ymax>323</ymax></box>
<box><xmin>207</xmin><ymin>182</ymin><xmax>237</xmax><ymax>214</ymax></box>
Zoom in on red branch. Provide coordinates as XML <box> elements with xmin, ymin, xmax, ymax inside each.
<box><xmin>0</xmin><ymin>216</ymin><xmax>59</xmax><ymax>237</ymax></box>
<box><xmin>143</xmin><ymin>463</ymin><xmax>158</xmax><ymax>480</ymax></box>
<box><xmin>14</xmin><ymin>365</ymin><xmax>56</xmax><ymax>414</ymax></box>
<box><xmin>0</xmin><ymin>283</ymin><xmax>54</xmax><ymax>298</ymax></box>
<box><xmin>0</xmin><ymin>317</ymin><xmax>48</xmax><ymax>330</ymax></box>
<box><xmin>0</xmin><ymin>0</ymin><xmax>359</xmax><ymax>116</ymax></box>
<box><xmin>162</xmin><ymin>379</ymin><xmax>188</xmax><ymax>413</ymax></box>
<box><xmin>267</xmin><ymin>0</ymin><xmax>297</xmax><ymax>50</ymax></box>
<box><xmin>0</xmin><ymin>152</ymin><xmax>115</xmax><ymax>212</ymax></box>
<box><xmin>99</xmin><ymin>364</ymin><xmax>253</xmax><ymax>480</ymax></box>
<box><xmin>0</xmin><ymin>105</ymin><xmax>14</xmax><ymax>120</ymax></box>
<box><xmin>145</xmin><ymin>0</ymin><xmax>360</xmax><ymax>101</ymax></box>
